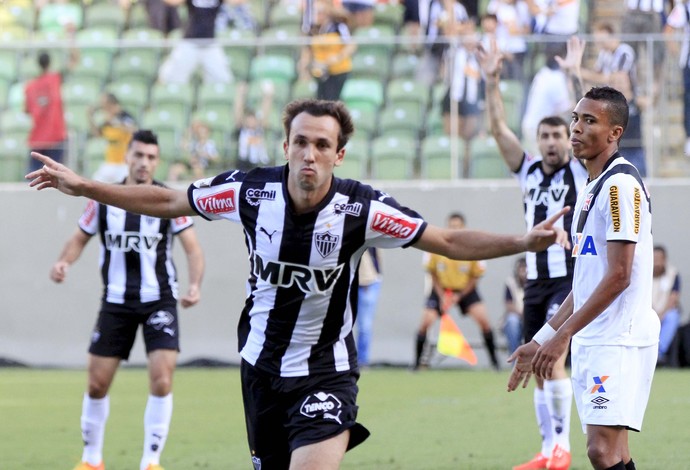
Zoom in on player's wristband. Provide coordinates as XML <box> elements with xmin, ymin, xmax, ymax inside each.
<box><xmin>532</xmin><ymin>323</ymin><xmax>557</xmax><ymax>345</ymax></box>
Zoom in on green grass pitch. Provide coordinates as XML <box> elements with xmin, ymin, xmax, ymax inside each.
<box><xmin>1</xmin><ymin>367</ymin><xmax>688</xmax><ymax>469</ymax></box>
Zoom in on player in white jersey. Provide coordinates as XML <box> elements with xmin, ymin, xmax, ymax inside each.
<box><xmin>28</xmin><ymin>99</ymin><xmax>570</xmax><ymax>470</ymax></box>
<box><xmin>508</xmin><ymin>87</ymin><xmax>659</xmax><ymax>470</ymax></box>
<box><xmin>479</xmin><ymin>37</ymin><xmax>587</xmax><ymax>470</ymax></box>
<box><xmin>49</xmin><ymin>130</ymin><xmax>205</xmax><ymax>470</ymax></box>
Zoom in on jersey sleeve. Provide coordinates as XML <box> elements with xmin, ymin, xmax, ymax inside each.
<box><xmin>187</xmin><ymin>171</ymin><xmax>245</xmax><ymax>222</ymax></box>
<box><xmin>599</xmin><ymin>173</ymin><xmax>643</xmax><ymax>243</ymax></box>
<box><xmin>77</xmin><ymin>200</ymin><xmax>99</xmax><ymax>236</ymax></box>
<box><xmin>170</xmin><ymin>215</ymin><xmax>194</xmax><ymax>234</ymax></box>
<box><xmin>365</xmin><ymin>192</ymin><xmax>427</xmax><ymax>249</ymax></box>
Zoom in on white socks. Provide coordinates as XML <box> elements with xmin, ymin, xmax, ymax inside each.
<box><xmin>81</xmin><ymin>394</ymin><xmax>110</xmax><ymax>466</ymax></box>
<box><xmin>534</xmin><ymin>388</ymin><xmax>553</xmax><ymax>457</ymax></box>
<box><xmin>544</xmin><ymin>378</ymin><xmax>572</xmax><ymax>451</ymax></box>
<box><xmin>140</xmin><ymin>393</ymin><xmax>173</xmax><ymax>470</ymax></box>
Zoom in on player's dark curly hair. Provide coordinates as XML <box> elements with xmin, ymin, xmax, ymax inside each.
<box><xmin>282</xmin><ymin>99</ymin><xmax>354</xmax><ymax>151</ymax></box>
<box><xmin>129</xmin><ymin>129</ymin><xmax>159</xmax><ymax>148</ymax></box>
<box><xmin>584</xmin><ymin>86</ymin><xmax>629</xmax><ymax>131</ymax></box>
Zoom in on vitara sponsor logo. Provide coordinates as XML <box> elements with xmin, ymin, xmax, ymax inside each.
<box><xmin>633</xmin><ymin>187</ymin><xmax>640</xmax><ymax>234</ymax></box>
<box><xmin>104</xmin><ymin>231</ymin><xmax>162</xmax><ymax>252</ymax></box>
<box><xmin>609</xmin><ymin>185</ymin><xmax>620</xmax><ymax>232</ymax></box>
<box><xmin>174</xmin><ymin>216</ymin><xmax>189</xmax><ymax>225</ymax></box>
<box><xmin>82</xmin><ymin>200</ymin><xmax>98</xmax><ymax>227</ymax></box>
<box><xmin>245</xmin><ymin>188</ymin><xmax>277</xmax><ymax>206</ymax></box>
<box><xmin>252</xmin><ymin>254</ymin><xmax>344</xmax><ymax>293</ymax></box>
<box><xmin>197</xmin><ymin>188</ymin><xmax>236</xmax><ymax>214</ymax></box>
<box><xmin>371</xmin><ymin>212</ymin><xmax>417</xmax><ymax>238</ymax></box>
<box><xmin>525</xmin><ymin>185</ymin><xmax>569</xmax><ymax>206</ymax></box>
<box><xmin>300</xmin><ymin>392</ymin><xmax>342</xmax><ymax>423</ymax></box>
<box><xmin>333</xmin><ymin>202</ymin><xmax>362</xmax><ymax>216</ymax></box>
<box><xmin>572</xmin><ymin>233</ymin><xmax>597</xmax><ymax>257</ymax></box>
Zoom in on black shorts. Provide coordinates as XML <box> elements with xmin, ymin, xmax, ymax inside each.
<box><xmin>442</xmin><ymin>89</ymin><xmax>485</xmax><ymax>117</ymax></box>
<box><xmin>426</xmin><ymin>288</ymin><xmax>481</xmax><ymax>316</ymax></box>
<box><xmin>240</xmin><ymin>360</ymin><xmax>370</xmax><ymax>468</ymax></box>
<box><xmin>88</xmin><ymin>299</ymin><xmax>179</xmax><ymax>359</ymax></box>
<box><xmin>523</xmin><ymin>277</ymin><xmax>572</xmax><ymax>342</ymax></box>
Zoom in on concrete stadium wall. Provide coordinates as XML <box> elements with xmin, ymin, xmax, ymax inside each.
<box><xmin>2</xmin><ymin>179</ymin><xmax>689</xmax><ymax>369</ymax></box>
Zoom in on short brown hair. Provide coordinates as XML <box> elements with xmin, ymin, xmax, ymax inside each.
<box><xmin>282</xmin><ymin>99</ymin><xmax>355</xmax><ymax>151</ymax></box>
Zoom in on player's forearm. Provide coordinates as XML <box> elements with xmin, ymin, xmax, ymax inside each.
<box><xmin>447</xmin><ymin>230</ymin><xmax>527</xmax><ymax>261</ymax></box>
<box><xmin>485</xmin><ymin>77</ymin><xmax>523</xmax><ymax>170</ymax></box>
<box><xmin>81</xmin><ymin>180</ymin><xmax>192</xmax><ymax>219</ymax></box>
<box><xmin>186</xmin><ymin>250</ymin><xmax>205</xmax><ymax>291</ymax></box>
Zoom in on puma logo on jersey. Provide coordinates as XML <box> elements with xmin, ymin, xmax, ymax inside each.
<box><xmin>259</xmin><ymin>227</ymin><xmax>277</xmax><ymax>243</ymax></box>
<box><xmin>104</xmin><ymin>231</ymin><xmax>162</xmax><ymax>252</ymax></box>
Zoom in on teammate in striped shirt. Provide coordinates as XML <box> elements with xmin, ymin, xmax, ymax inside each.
<box><xmin>508</xmin><ymin>87</ymin><xmax>658</xmax><ymax>470</ymax></box>
<box><xmin>50</xmin><ymin>130</ymin><xmax>205</xmax><ymax>470</ymax></box>
<box><xmin>30</xmin><ymin>99</ymin><xmax>569</xmax><ymax>470</ymax></box>
<box><xmin>480</xmin><ymin>37</ymin><xmax>586</xmax><ymax>470</ymax></box>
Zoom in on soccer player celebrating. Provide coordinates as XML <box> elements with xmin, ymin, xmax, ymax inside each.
<box><xmin>508</xmin><ymin>87</ymin><xmax>658</xmax><ymax>470</ymax></box>
<box><xmin>30</xmin><ymin>99</ymin><xmax>569</xmax><ymax>470</ymax></box>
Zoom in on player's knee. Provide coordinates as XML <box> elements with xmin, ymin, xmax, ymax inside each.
<box><xmin>586</xmin><ymin>440</ymin><xmax>611</xmax><ymax>468</ymax></box>
<box><xmin>150</xmin><ymin>374</ymin><xmax>173</xmax><ymax>395</ymax></box>
<box><xmin>87</xmin><ymin>378</ymin><xmax>109</xmax><ymax>398</ymax></box>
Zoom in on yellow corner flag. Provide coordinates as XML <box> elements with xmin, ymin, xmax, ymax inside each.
<box><xmin>437</xmin><ymin>313</ymin><xmax>477</xmax><ymax>366</ymax></box>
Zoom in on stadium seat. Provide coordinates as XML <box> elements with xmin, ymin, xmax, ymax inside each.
<box><xmin>373</xmin><ymin>3</ymin><xmax>404</xmax><ymax>31</ymax></box>
<box><xmin>0</xmin><ymin>79</ymin><xmax>10</xmax><ymax>109</ymax></box>
<box><xmin>268</xmin><ymin>2</ymin><xmax>303</xmax><ymax>29</ymax></box>
<box><xmin>106</xmin><ymin>80</ymin><xmax>150</xmax><ymax>119</ymax></box>
<box><xmin>370</xmin><ymin>135</ymin><xmax>416</xmax><ymax>179</ymax></box>
<box><xmin>350</xmin><ymin>51</ymin><xmax>390</xmax><ymax>83</ymax></box>
<box><xmin>0</xmin><ymin>51</ymin><xmax>18</xmax><ymax>83</ymax></box>
<box><xmin>347</xmin><ymin>104</ymin><xmax>377</xmax><ymax>140</ymax></box>
<box><xmin>70</xmin><ymin>50</ymin><xmax>112</xmax><ymax>88</ymax></box>
<box><xmin>420</xmin><ymin>135</ymin><xmax>463</xmax><ymax>179</ymax></box>
<box><xmin>76</xmin><ymin>27</ymin><xmax>119</xmax><ymax>63</ymax></box>
<box><xmin>499</xmin><ymin>79</ymin><xmax>524</xmax><ymax>135</ymax></box>
<box><xmin>0</xmin><ymin>3</ymin><xmax>33</xmax><ymax>31</ymax></box>
<box><xmin>250</xmin><ymin>54</ymin><xmax>296</xmax><ymax>83</ymax></box>
<box><xmin>150</xmin><ymin>82</ymin><xmax>195</xmax><ymax>115</ymax></box>
<box><xmin>37</xmin><ymin>2</ymin><xmax>83</xmax><ymax>33</ymax></box>
<box><xmin>247</xmin><ymin>79</ymin><xmax>291</xmax><ymax>109</ymax></box>
<box><xmin>341</xmin><ymin>78</ymin><xmax>384</xmax><ymax>114</ymax></box>
<box><xmin>0</xmin><ymin>24</ymin><xmax>29</xmax><ymax>42</ymax></box>
<box><xmin>386</xmin><ymin>78</ymin><xmax>429</xmax><ymax>113</ymax></box>
<box><xmin>353</xmin><ymin>25</ymin><xmax>396</xmax><ymax>57</ymax></box>
<box><xmin>197</xmin><ymin>81</ymin><xmax>238</xmax><ymax>109</ymax></box>
<box><xmin>121</xmin><ymin>27</ymin><xmax>165</xmax><ymax>61</ymax></box>
<box><xmin>83</xmin><ymin>137</ymin><xmax>108</xmax><ymax>175</ymax></box>
<box><xmin>391</xmin><ymin>52</ymin><xmax>420</xmax><ymax>80</ymax></box>
<box><xmin>111</xmin><ymin>51</ymin><xmax>160</xmax><ymax>84</ymax></box>
<box><xmin>0</xmin><ymin>108</ymin><xmax>31</xmax><ymax>134</ymax></box>
<box><xmin>62</xmin><ymin>80</ymin><xmax>100</xmax><ymax>108</ymax></box>
<box><xmin>425</xmin><ymin>106</ymin><xmax>444</xmax><ymax>136</ymax></box>
<box><xmin>0</xmin><ymin>134</ymin><xmax>27</xmax><ymax>182</ymax></box>
<box><xmin>64</xmin><ymin>103</ymin><xmax>92</xmax><ymax>136</ymax></box>
<box><xmin>259</xmin><ymin>25</ymin><xmax>302</xmax><ymax>59</ymax></box>
<box><xmin>6</xmin><ymin>81</ymin><xmax>25</xmax><ymax>111</ymax></box>
<box><xmin>192</xmin><ymin>108</ymin><xmax>235</xmax><ymax>135</ymax></box>
<box><xmin>84</xmin><ymin>2</ymin><xmax>127</xmax><ymax>34</ymax></box>
<box><xmin>378</xmin><ymin>103</ymin><xmax>423</xmax><ymax>138</ymax></box>
<box><xmin>338</xmin><ymin>137</ymin><xmax>369</xmax><ymax>179</ymax></box>
<box><xmin>140</xmin><ymin>109</ymin><xmax>184</xmax><ymax>158</ymax></box>
<box><xmin>291</xmin><ymin>79</ymin><xmax>317</xmax><ymax>100</ymax></box>
<box><xmin>125</xmin><ymin>1</ymin><xmax>149</xmax><ymax>30</ymax></box>
<box><xmin>469</xmin><ymin>136</ymin><xmax>508</xmax><ymax>179</ymax></box>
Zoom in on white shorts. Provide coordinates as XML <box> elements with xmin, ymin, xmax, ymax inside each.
<box><xmin>571</xmin><ymin>342</ymin><xmax>657</xmax><ymax>433</ymax></box>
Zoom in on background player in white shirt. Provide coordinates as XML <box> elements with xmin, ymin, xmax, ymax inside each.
<box><xmin>508</xmin><ymin>87</ymin><xmax>659</xmax><ymax>470</ymax></box>
<box><xmin>29</xmin><ymin>99</ymin><xmax>570</xmax><ymax>470</ymax></box>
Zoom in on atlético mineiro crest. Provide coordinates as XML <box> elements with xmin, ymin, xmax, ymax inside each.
<box><xmin>314</xmin><ymin>231</ymin><xmax>339</xmax><ymax>258</ymax></box>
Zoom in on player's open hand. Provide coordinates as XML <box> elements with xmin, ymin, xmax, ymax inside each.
<box><xmin>555</xmin><ymin>35</ymin><xmax>586</xmax><ymax>75</ymax></box>
<box><xmin>476</xmin><ymin>36</ymin><xmax>503</xmax><ymax>79</ymax></box>
<box><xmin>26</xmin><ymin>152</ymin><xmax>86</xmax><ymax>196</ymax></box>
<box><xmin>523</xmin><ymin>206</ymin><xmax>571</xmax><ymax>252</ymax></box>
<box><xmin>507</xmin><ymin>341</ymin><xmax>539</xmax><ymax>391</ymax></box>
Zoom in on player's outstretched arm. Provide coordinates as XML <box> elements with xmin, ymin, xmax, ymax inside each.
<box><xmin>415</xmin><ymin>207</ymin><xmax>570</xmax><ymax>260</ymax></box>
<box><xmin>26</xmin><ymin>152</ymin><xmax>196</xmax><ymax>219</ymax></box>
<box><xmin>477</xmin><ymin>37</ymin><xmax>524</xmax><ymax>172</ymax></box>
<box><xmin>178</xmin><ymin>227</ymin><xmax>205</xmax><ymax>309</ymax></box>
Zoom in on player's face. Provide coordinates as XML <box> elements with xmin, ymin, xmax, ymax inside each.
<box><xmin>653</xmin><ymin>249</ymin><xmax>666</xmax><ymax>277</ymax></box>
<box><xmin>569</xmin><ymin>98</ymin><xmax>620</xmax><ymax>160</ymax></box>
<box><xmin>536</xmin><ymin>123</ymin><xmax>571</xmax><ymax>169</ymax></box>
<box><xmin>284</xmin><ymin>112</ymin><xmax>345</xmax><ymax>197</ymax></box>
<box><xmin>126</xmin><ymin>141</ymin><xmax>159</xmax><ymax>184</ymax></box>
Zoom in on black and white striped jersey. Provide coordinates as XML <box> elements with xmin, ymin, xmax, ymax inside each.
<box><xmin>187</xmin><ymin>166</ymin><xmax>427</xmax><ymax>377</ymax></box>
<box><xmin>515</xmin><ymin>153</ymin><xmax>588</xmax><ymax>281</ymax></box>
<box><xmin>79</xmin><ymin>183</ymin><xmax>194</xmax><ymax>305</ymax></box>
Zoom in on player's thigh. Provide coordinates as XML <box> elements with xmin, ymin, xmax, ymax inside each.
<box><xmin>290</xmin><ymin>430</ymin><xmax>350</xmax><ymax>470</ymax></box>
